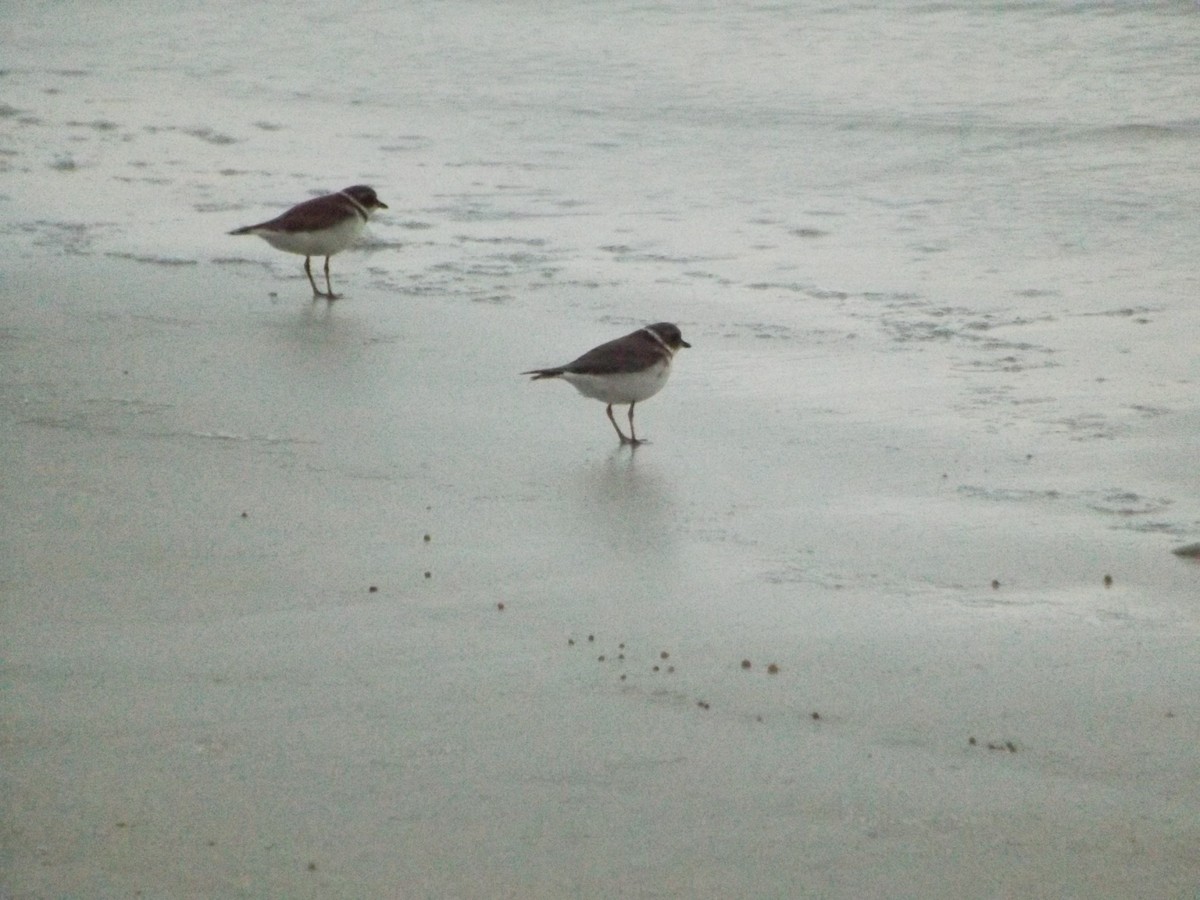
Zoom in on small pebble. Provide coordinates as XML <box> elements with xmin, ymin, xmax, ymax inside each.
<box><xmin>307</xmin><ymin>862</ymin><xmax>317</xmax><ymax>872</ymax></box>
<box><xmin>620</xmin><ymin>674</ymin><xmax>626</xmax><ymax>681</ymax></box>
<box><xmin>496</xmin><ymin>602</ymin><xmax>505</xmax><ymax>611</ymax></box>
<box><xmin>811</xmin><ymin>712</ymin><xmax>821</xmax><ymax>721</ymax></box>
<box><xmin>667</xmin><ymin>665</ymin><xmax>674</xmax><ymax>673</ymax></box>
<box><xmin>424</xmin><ymin>571</ymin><xmax>431</xmax><ymax>579</ymax></box>
<box><xmin>652</xmin><ymin>665</ymin><xmax>660</xmax><ymax>673</ymax></box>
<box><xmin>588</xmin><ymin>634</ymin><xmax>595</xmax><ymax>642</ymax></box>
<box><xmin>368</xmin><ymin>585</ymin><xmax>378</xmax><ymax>593</ymax></box>
<box><xmin>240</xmin><ymin>511</ymin><xmax>248</xmax><ymax>519</ymax></box>
<box><xmin>567</xmin><ymin>638</ymin><xmax>575</xmax><ymax>646</ymax></box>
<box><xmin>697</xmin><ymin>700</ymin><xmax>710</xmax><ymax>710</ymax></box>
<box><xmin>1103</xmin><ymin>574</ymin><xmax>1113</xmax><ymax>587</ymax></box>
<box><xmin>767</xmin><ymin>663</ymin><xmax>780</xmax><ymax>675</ymax></box>
<box><xmin>423</xmin><ymin>533</ymin><xmax>431</xmax><ymax>542</ymax></box>
<box><xmin>598</xmin><ymin>655</ymin><xmax>605</xmax><ymax>662</ymax></box>
<box><xmin>659</xmin><ymin>650</ymin><xmax>670</xmax><ymax>660</ymax></box>
<box><xmin>741</xmin><ymin>659</ymin><xmax>752</xmax><ymax>670</ymax></box>
<box><xmin>968</xmin><ymin>736</ymin><xmax>977</xmax><ymax>745</ymax></box>
<box><xmin>991</xmin><ymin>579</ymin><xmax>1001</xmax><ymax>589</ymax></box>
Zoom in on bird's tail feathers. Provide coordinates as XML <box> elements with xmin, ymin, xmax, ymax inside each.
<box><xmin>523</xmin><ymin>368</ymin><xmax>563</xmax><ymax>380</ymax></box>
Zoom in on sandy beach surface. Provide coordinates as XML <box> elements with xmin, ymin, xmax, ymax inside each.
<box><xmin>4</xmin><ymin>248</ymin><xmax>1197</xmax><ymax>897</ymax></box>
<box><xmin>3</xmin><ymin>2</ymin><xmax>1199</xmax><ymax>897</ymax></box>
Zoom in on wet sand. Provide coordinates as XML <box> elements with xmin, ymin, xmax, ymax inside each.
<box><xmin>2</xmin><ymin>250</ymin><xmax>1197</xmax><ymax>898</ymax></box>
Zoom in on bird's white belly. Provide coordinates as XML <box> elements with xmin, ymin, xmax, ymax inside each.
<box><xmin>562</xmin><ymin>363</ymin><xmax>670</xmax><ymax>405</ymax></box>
<box><xmin>255</xmin><ymin>216</ymin><xmax>364</xmax><ymax>257</ymax></box>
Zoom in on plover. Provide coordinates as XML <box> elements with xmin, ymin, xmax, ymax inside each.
<box><xmin>228</xmin><ymin>185</ymin><xmax>387</xmax><ymax>299</ymax></box>
<box><xmin>523</xmin><ymin>322</ymin><xmax>691</xmax><ymax>445</ymax></box>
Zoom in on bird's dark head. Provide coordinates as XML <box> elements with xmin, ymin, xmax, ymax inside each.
<box><xmin>646</xmin><ymin>322</ymin><xmax>691</xmax><ymax>350</ymax></box>
<box><xmin>343</xmin><ymin>185</ymin><xmax>388</xmax><ymax>210</ymax></box>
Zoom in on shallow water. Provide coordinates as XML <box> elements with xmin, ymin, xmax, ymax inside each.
<box><xmin>3</xmin><ymin>1</ymin><xmax>1198</xmax><ymax>896</ymax></box>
